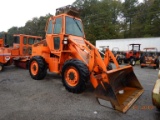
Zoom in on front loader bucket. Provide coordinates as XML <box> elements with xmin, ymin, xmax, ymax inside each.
<box><xmin>95</xmin><ymin>65</ymin><xmax>143</xmax><ymax>113</ymax></box>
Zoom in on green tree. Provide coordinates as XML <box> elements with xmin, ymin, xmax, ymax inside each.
<box><xmin>73</xmin><ymin>0</ymin><xmax>122</xmax><ymax>44</ymax></box>
<box><xmin>6</xmin><ymin>14</ymin><xmax>52</xmax><ymax>45</ymax></box>
<box><xmin>122</xmin><ymin>0</ymin><xmax>139</xmax><ymax>38</ymax></box>
<box><xmin>146</xmin><ymin>0</ymin><xmax>160</xmax><ymax>37</ymax></box>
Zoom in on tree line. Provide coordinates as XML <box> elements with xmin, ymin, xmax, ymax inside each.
<box><xmin>0</xmin><ymin>14</ymin><xmax>51</xmax><ymax>45</ymax></box>
<box><xmin>0</xmin><ymin>0</ymin><xmax>160</xmax><ymax>45</ymax></box>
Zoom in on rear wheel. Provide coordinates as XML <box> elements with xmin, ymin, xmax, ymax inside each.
<box><xmin>29</xmin><ymin>56</ymin><xmax>47</xmax><ymax>80</ymax></box>
<box><xmin>0</xmin><ymin>63</ymin><xmax>4</xmax><ymax>71</ymax></box>
<box><xmin>154</xmin><ymin>59</ymin><xmax>159</xmax><ymax>69</ymax></box>
<box><xmin>130</xmin><ymin>58</ymin><xmax>136</xmax><ymax>66</ymax></box>
<box><xmin>107</xmin><ymin>63</ymin><xmax>113</xmax><ymax>70</ymax></box>
<box><xmin>62</xmin><ymin>59</ymin><xmax>89</xmax><ymax>93</ymax></box>
<box><xmin>117</xmin><ymin>56</ymin><xmax>122</xmax><ymax>65</ymax></box>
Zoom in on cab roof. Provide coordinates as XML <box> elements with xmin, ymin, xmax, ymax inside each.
<box><xmin>143</xmin><ymin>47</ymin><xmax>157</xmax><ymax>50</ymax></box>
<box><xmin>56</xmin><ymin>5</ymin><xmax>79</xmax><ymax>18</ymax></box>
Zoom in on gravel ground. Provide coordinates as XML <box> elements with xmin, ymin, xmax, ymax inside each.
<box><xmin>0</xmin><ymin>64</ymin><xmax>160</xmax><ymax>120</ymax></box>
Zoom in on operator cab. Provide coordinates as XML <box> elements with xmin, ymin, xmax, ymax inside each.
<box><xmin>143</xmin><ymin>47</ymin><xmax>158</xmax><ymax>57</ymax></box>
<box><xmin>129</xmin><ymin>44</ymin><xmax>141</xmax><ymax>55</ymax></box>
<box><xmin>45</xmin><ymin>5</ymin><xmax>85</xmax><ymax>53</ymax></box>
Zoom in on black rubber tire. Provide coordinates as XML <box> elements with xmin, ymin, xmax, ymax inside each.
<box><xmin>140</xmin><ymin>56</ymin><xmax>146</xmax><ymax>64</ymax></box>
<box><xmin>117</xmin><ymin>56</ymin><xmax>122</xmax><ymax>65</ymax></box>
<box><xmin>26</xmin><ymin>60</ymin><xmax>29</xmax><ymax>69</ymax></box>
<box><xmin>62</xmin><ymin>59</ymin><xmax>89</xmax><ymax>93</ymax></box>
<box><xmin>107</xmin><ymin>63</ymin><xmax>113</xmax><ymax>70</ymax></box>
<box><xmin>156</xmin><ymin>59</ymin><xmax>159</xmax><ymax>68</ymax></box>
<box><xmin>0</xmin><ymin>63</ymin><xmax>4</xmax><ymax>72</ymax></box>
<box><xmin>154</xmin><ymin>59</ymin><xmax>159</xmax><ymax>69</ymax></box>
<box><xmin>130</xmin><ymin>58</ymin><xmax>136</xmax><ymax>66</ymax></box>
<box><xmin>156</xmin><ymin>107</ymin><xmax>160</xmax><ymax>111</ymax></box>
<box><xmin>29</xmin><ymin>56</ymin><xmax>47</xmax><ymax>80</ymax></box>
<box><xmin>140</xmin><ymin>56</ymin><xmax>145</xmax><ymax>68</ymax></box>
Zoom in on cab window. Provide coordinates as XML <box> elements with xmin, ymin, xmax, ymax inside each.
<box><xmin>54</xmin><ymin>17</ymin><xmax>62</xmax><ymax>34</ymax></box>
<box><xmin>28</xmin><ymin>38</ymin><xmax>35</xmax><ymax>45</ymax></box>
<box><xmin>23</xmin><ymin>37</ymin><xmax>27</xmax><ymax>45</ymax></box>
<box><xmin>47</xmin><ymin>20</ymin><xmax>53</xmax><ymax>34</ymax></box>
<box><xmin>34</xmin><ymin>38</ymin><xmax>41</xmax><ymax>43</ymax></box>
<box><xmin>54</xmin><ymin>37</ymin><xmax>60</xmax><ymax>50</ymax></box>
<box><xmin>14</xmin><ymin>36</ymin><xmax>20</xmax><ymax>43</ymax></box>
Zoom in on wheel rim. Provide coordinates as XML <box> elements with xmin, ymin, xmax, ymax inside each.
<box><xmin>132</xmin><ymin>60</ymin><xmax>135</xmax><ymax>65</ymax></box>
<box><xmin>119</xmin><ymin>59</ymin><xmax>122</xmax><ymax>64</ymax></box>
<box><xmin>64</xmin><ymin>66</ymin><xmax>79</xmax><ymax>87</ymax></box>
<box><xmin>30</xmin><ymin>61</ymin><xmax>38</xmax><ymax>75</ymax></box>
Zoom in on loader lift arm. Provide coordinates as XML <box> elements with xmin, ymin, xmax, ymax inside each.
<box><xmin>81</xmin><ymin>40</ymin><xmax>143</xmax><ymax>112</ymax></box>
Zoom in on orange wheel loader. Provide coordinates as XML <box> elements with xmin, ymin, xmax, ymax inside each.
<box><xmin>29</xmin><ymin>5</ymin><xmax>144</xmax><ymax>113</ymax></box>
<box><xmin>0</xmin><ymin>34</ymin><xmax>42</xmax><ymax>71</ymax></box>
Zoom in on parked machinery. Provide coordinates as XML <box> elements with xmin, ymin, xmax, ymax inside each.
<box><xmin>140</xmin><ymin>47</ymin><xmax>159</xmax><ymax>69</ymax></box>
<box><xmin>111</xmin><ymin>47</ymin><xmax>123</xmax><ymax>64</ymax></box>
<box><xmin>0</xmin><ymin>34</ymin><xmax>42</xmax><ymax>71</ymax></box>
<box><xmin>121</xmin><ymin>44</ymin><xmax>141</xmax><ymax>66</ymax></box>
<box><xmin>152</xmin><ymin>69</ymin><xmax>160</xmax><ymax>110</ymax></box>
<box><xmin>102</xmin><ymin>44</ymin><xmax>141</xmax><ymax>66</ymax></box>
<box><xmin>99</xmin><ymin>46</ymin><xmax>122</xmax><ymax>65</ymax></box>
<box><xmin>29</xmin><ymin>5</ymin><xmax>143</xmax><ymax>113</ymax></box>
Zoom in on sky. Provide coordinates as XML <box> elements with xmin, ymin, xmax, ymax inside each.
<box><xmin>0</xmin><ymin>0</ymin><xmax>143</xmax><ymax>32</ymax></box>
<box><xmin>0</xmin><ymin>0</ymin><xmax>75</xmax><ymax>32</ymax></box>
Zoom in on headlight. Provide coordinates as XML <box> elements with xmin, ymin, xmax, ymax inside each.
<box><xmin>64</xmin><ymin>37</ymin><xmax>68</xmax><ymax>41</ymax></box>
<box><xmin>63</xmin><ymin>37</ymin><xmax>68</xmax><ymax>44</ymax></box>
<box><xmin>63</xmin><ymin>40</ymin><xmax>68</xmax><ymax>44</ymax></box>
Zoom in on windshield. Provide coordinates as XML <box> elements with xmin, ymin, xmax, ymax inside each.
<box><xmin>65</xmin><ymin>16</ymin><xmax>84</xmax><ymax>37</ymax></box>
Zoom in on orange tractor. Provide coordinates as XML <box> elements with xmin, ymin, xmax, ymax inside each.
<box><xmin>0</xmin><ymin>34</ymin><xmax>42</xmax><ymax>71</ymax></box>
<box><xmin>140</xmin><ymin>47</ymin><xmax>159</xmax><ymax>69</ymax></box>
<box><xmin>120</xmin><ymin>44</ymin><xmax>141</xmax><ymax>66</ymax></box>
<box><xmin>29</xmin><ymin>5</ymin><xmax>144</xmax><ymax>113</ymax></box>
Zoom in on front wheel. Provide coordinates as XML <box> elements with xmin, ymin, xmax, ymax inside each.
<box><xmin>29</xmin><ymin>56</ymin><xmax>47</xmax><ymax>80</ymax></box>
<box><xmin>117</xmin><ymin>56</ymin><xmax>122</xmax><ymax>65</ymax></box>
<box><xmin>140</xmin><ymin>56</ymin><xmax>145</xmax><ymax>68</ymax></box>
<box><xmin>62</xmin><ymin>59</ymin><xmax>89</xmax><ymax>93</ymax></box>
<box><xmin>107</xmin><ymin>63</ymin><xmax>113</xmax><ymax>70</ymax></box>
<box><xmin>130</xmin><ymin>58</ymin><xmax>136</xmax><ymax>66</ymax></box>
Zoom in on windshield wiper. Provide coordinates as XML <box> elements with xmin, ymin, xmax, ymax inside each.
<box><xmin>73</xmin><ymin>18</ymin><xmax>83</xmax><ymax>34</ymax></box>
